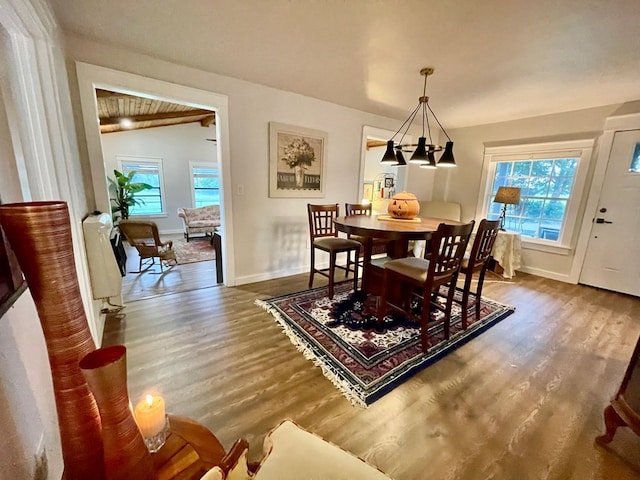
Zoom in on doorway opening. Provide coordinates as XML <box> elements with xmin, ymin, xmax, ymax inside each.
<box><xmin>75</xmin><ymin>63</ymin><xmax>235</xmax><ymax>302</ymax></box>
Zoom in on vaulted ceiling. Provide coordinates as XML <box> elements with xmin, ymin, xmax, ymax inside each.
<box><xmin>52</xmin><ymin>0</ymin><xmax>640</xmax><ymax>129</ymax></box>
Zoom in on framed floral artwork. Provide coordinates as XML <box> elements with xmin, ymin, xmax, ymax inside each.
<box><xmin>269</xmin><ymin>122</ymin><xmax>327</xmax><ymax>197</ymax></box>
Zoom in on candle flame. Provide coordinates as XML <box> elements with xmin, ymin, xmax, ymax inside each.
<box><xmin>145</xmin><ymin>394</ymin><xmax>153</xmax><ymax>406</ymax></box>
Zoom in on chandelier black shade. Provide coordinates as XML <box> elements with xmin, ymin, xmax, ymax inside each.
<box><xmin>437</xmin><ymin>141</ymin><xmax>456</xmax><ymax>168</ymax></box>
<box><xmin>410</xmin><ymin>137</ymin><xmax>429</xmax><ymax>164</ymax></box>
<box><xmin>381</xmin><ymin>67</ymin><xmax>456</xmax><ymax>168</ymax></box>
<box><xmin>380</xmin><ymin>140</ymin><xmax>399</xmax><ymax>165</ymax></box>
<box><xmin>380</xmin><ymin>140</ymin><xmax>408</xmax><ymax>166</ymax></box>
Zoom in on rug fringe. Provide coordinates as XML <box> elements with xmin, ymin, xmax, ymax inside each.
<box><xmin>255</xmin><ymin>299</ymin><xmax>368</xmax><ymax>408</ymax></box>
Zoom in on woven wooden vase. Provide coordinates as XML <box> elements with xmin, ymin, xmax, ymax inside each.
<box><xmin>80</xmin><ymin>346</ymin><xmax>157</xmax><ymax>480</ymax></box>
<box><xmin>0</xmin><ymin>201</ymin><xmax>105</xmax><ymax>480</ymax></box>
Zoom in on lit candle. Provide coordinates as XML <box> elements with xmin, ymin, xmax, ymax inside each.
<box><xmin>134</xmin><ymin>394</ymin><xmax>166</xmax><ymax>438</ymax></box>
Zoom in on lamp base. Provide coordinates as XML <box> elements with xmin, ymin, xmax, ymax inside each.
<box><xmin>498</xmin><ymin>204</ymin><xmax>507</xmax><ymax>231</ymax></box>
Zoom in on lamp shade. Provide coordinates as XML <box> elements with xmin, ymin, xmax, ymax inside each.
<box><xmin>380</xmin><ymin>140</ymin><xmax>399</xmax><ymax>165</ymax></box>
<box><xmin>494</xmin><ymin>186</ymin><xmax>521</xmax><ymax>205</ymax></box>
<box><xmin>419</xmin><ymin>151</ymin><xmax>437</xmax><ymax>170</ymax></box>
<box><xmin>437</xmin><ymin>141</ymin><xmax>456</xmax><ymax>167</ymax></box>
<box><xmin>409</xmin><ymin>137</ymin><xmax>429</xmax><ymax>164</ymax></box>
<box><xmin>395</xmin><ymin>149</ymin><xmax>407</xmax><ymax>166</ymax></box>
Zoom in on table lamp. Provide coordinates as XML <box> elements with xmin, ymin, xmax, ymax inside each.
<box><xmin>494</xmin><ymin>186</ymin><xmax>521</xmax><ymax>231</ymax></box>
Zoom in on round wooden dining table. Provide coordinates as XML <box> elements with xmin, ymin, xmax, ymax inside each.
<box><xmin>334</xmin><ymin>215</ymin><xmax>463</xmax><ymax>294</ymax></box>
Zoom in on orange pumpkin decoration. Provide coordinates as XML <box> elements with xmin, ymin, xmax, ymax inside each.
<box><xmin>388</xmin><ymin>192</ymin><xmax>420</xmax><ymax>219</ymax></box>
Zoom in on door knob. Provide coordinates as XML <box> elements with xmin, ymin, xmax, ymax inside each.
<box><xmin>595</xmin><ymin>218</ymin><xmax>613</xmax><ymax>224</ymax></box>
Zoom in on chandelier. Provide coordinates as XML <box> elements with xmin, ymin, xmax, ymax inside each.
<box><xmin>380</xmin><ymin>67</ymin><xmax>455</xmax><ymax>169</ymax></box>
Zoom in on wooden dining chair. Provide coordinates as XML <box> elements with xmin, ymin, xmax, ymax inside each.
<box><xmin>377</xmin><ymin>221</ymin><xmax>475</xmax><ymax>352</ymax></box>
<box><xmin>307</xmin><ymin>204</ymin><xmax>361</xmax><ymax>299</ymax></box>
<box><xmin>457</xmin><ymin>219</ymin><xmax>500</xmax><ymax>329</ymax></box>
<box><xmin>344</xmin><ymin>203</ymin><xmax>390</xmax><ymax>270</ymax></box>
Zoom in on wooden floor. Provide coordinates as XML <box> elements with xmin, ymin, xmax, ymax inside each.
<box><xmin>120</xmin><ymin>234</ymin><xmax>217</xmax><ymax>303</ymax></box>
<box><xmin>103</xmin><ymin>262</ymin><xmax>640</xmax><ymax>480</ymax></box>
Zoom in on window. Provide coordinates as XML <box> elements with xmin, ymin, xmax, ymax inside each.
<box><xmin>118</xmin><ymin>157</ymin><xmax>165</xmax><ymax>215</ymax></box>
<box><xmin>631</xmin><ymin>143</ymin><xmax>640</xmax><ymax>173</ymax></box>
<box><xmin>478</xmin><ymin>139</ymin><xmax>594</xmax><ymax>248</ymax></box>
<box><xmin>190</xmin><ymin>162</ymin><xmax>220</xmax><ymax>207</ymax></box>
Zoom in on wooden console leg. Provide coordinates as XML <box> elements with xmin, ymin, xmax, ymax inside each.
<box><xmin>595</xmin><ymin>404</ymin><xmax>627</xmax><ymax>445</ymax></box>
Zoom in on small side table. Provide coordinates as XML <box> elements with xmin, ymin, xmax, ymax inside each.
<box><xmin>210</xmin><ymin>231</ymin><xmax>223</xmax><ymax>284</ymax></box>
<box><xmin>466</xmin><ymin>230</ymin><xmax>522</xmax><ymax>279</ymax></box>
<box><xmin>152</xmin><ymin>415</ymin><xmax>225</xmax><ymax>480</ymax></box>
<box><xmin>491</xmin><ymin>230</ymin><xmax>522</xmax><ymax>279</ymax></box>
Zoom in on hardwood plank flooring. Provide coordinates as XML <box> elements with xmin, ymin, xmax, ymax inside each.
<box><xmin>103</xmin><ymin>266</ymin><xmax>640</xmax><ymax>480</ymax></box>
<box><xmin>120</xmin><ymin>234</ymin><xmax>217</xmax><ymax>303</ymax></box>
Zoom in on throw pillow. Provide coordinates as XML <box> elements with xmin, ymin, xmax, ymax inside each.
<box><xmin>200</xmin><ymin>466</ymin><xmax>225</xmax><ymax>480</ymax></box>
<box><xmin>226</xmin><ymin>447</ymin><xmax>253</xmax><ymax>480</ymax></box>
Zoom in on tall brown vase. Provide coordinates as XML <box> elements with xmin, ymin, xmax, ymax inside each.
<box><xmin>0</xmin><ymin>201</ymin><xmax>105</xmax><ymax>479</ymax></box>
<box><xmin>80</xmin><ymin>346</ymin><xmax>157</xmax><ymax>480</ymax></box>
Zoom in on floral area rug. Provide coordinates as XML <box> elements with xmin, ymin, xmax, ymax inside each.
<box><xmin>173</xmin><ymin>237</ymin><xmax>215</xmax><ymax>265</ymax></box>
<box><xmin>256</xmin><ymin>284</ymin><xmax>515</xmax><ymax>407</ymax></box>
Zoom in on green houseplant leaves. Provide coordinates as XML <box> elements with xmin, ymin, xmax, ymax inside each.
<box><xmin>108</xmin><ymin>169</ymin><xmax>153</xmax><ymax>221</ymax></box>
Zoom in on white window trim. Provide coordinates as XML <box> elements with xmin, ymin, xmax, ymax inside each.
<box><xmin>476</xmin><ymin>139</ymin><xmax>595</xmax><ymax>253</ymax></box>
<box><xmin>116</xmin><ymin>155</ymin><xmax>167</xmax><ymax>217</ymax></box>
<box><xmin>189</xmin><ymin>161</ymin><xmax>218</xmax><ymax>208</ymax></box>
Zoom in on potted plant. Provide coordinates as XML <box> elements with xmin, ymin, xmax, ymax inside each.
<box><xmin>108</xmin><ymin>169</ymin><xmax>153</xmax><ymax>222</ymax></box>
<box><xmin>282</xmin><ymin>138</ymin><xmax>316</xmax><ymax>187</ymax></box>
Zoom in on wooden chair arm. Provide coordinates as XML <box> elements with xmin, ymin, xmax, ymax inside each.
<box><xmin>219</xmin><ymin>438</ymin><xmax>251</xmax><ymax>473</ymax></box>
<box><xmin>166</xmin><ymin>414</ymin><xmax>227</xmax><ymax>467</ymax></box>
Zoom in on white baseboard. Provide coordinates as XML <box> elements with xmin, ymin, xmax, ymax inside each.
<box><xmin>517</xmin><ymin>266</ymin><xmax>575</xmax><ymax>284</ymax></box>
<box><xmin>159</xmin><ymin>228</ymin><xmax>184</xmax><ymax>235</ymax></box>
<box><xmin>235</xmin><ymin>265</ymin><xmax>310</xmax><ymax>285</ymax></box>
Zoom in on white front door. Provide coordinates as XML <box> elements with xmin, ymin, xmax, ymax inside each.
<box><xmin>580</xmin><ymin>129</ymin><xmax>640</xmax><ymax>296</ymax></box>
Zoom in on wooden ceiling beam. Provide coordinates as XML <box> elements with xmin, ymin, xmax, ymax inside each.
<box><xmin>200</xmin><ymin>115</ymin><xmax>216</xmax><ymax>127</ymax></box>
<box><xmin>366</xmin><ymin>140</ymin><xmax>388</xmax><ymax>150</ymax></box>
<box><xmin>99</xmin><ymin>109</ymin><xmax>214</xmax><ymax>126</ymax></box>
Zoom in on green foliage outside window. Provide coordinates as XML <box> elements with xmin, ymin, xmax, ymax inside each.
<box><xmin>491</xmin><ymin>158</ymin><xmax>578</xmax><ymax>240</ymax></box>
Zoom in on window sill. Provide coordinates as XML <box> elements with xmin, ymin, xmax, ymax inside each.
<box><xmin>130</xmin><ymin>213</ymin><xmax>168</xmax><ymax>219</ymax></box>
<box><xmin>521</xmin><ymin>239</ymin><xmax>572</xmax><ymax>256</ymax></box>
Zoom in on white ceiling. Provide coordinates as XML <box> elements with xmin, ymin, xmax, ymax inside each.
<box><xmin>49</xmin><ymin>0</ymin><xmax>640</xmax><ymax>128</ymax></box>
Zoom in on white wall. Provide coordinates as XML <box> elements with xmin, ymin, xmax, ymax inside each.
<box><xmin>61</xmin><ymin>32</ymin><xmax>640</xmax><ymax>285</ymax></box>
<box><xmin>63</xmin><ymin>34</ymin><xmax>404</xmax><ymax>285</ymax></box>
<box><xmin>431</xmin><ymin>103</ymin><xmax>640</xmax><ymax>281</ymax></box>
<box><xmin>0</xmin><ymin>2</ymin><xmax>107</xmax><ymax>478</ymax></box>
<box><xmin>0</xmin><ymin>44</ymin><xmax>51</xmax><ymax>480</ymax></box>
<box><xmin>100</xmin><ymin>122</ymin><xmax>217</xmax><ymax>232</ymax></box>
<box><xmin>0</xmin><ymin>293</ymin><xmax>55</xmax><ymax>480</ymax></box>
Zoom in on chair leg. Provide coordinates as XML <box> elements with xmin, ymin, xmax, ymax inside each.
<box><xmin>328</xmin><ymin>253</ymin><xmax>336</xmax><ymax>299</ymax></box>
<box><xmin>308</xmin><ymin>248</ymin><xmax>316</xmax><ymax>289</ymax></box>
<box><xmin>420</xmin><ymin>291</ymin><xmax>431</xmax><ymax>353</ymax></box>
<box><xmin>461</xmin><ymin>270</ymin><xmax>473</xmax><ymax>329</ymax></box>
<box><xmin>352</xmin><ymin>248</ymin><xmax>359</xmax><ymax>292</ymax></box>
<box><xmin>444</xmin><ymin>278</ymin><xmax>458</xmax><ymax>339</ymax></box>
<box><xmin>346</xmin><ymin>251</ymin><xmax>351</xmax><ymax>278</ymax></box>
<box><xmin>475</xmin><ymin>265</ymin><xmax>489</xmax><ymax>321</ymax></box>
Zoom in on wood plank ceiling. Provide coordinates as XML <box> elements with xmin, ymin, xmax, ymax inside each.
<box><xmin>96</xmin><ymin>89</ymin><xmax>215</xmax><ymax>134</ymax></box>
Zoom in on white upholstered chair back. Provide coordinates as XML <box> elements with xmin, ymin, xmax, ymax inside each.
<box><xmin>418</xmin><ymin>201</ymin><xmax>461</xmax><ymax>222</ymax></box>
<box><xmin>413</xmin><ymin>201</ymin><xmax>462</xmax><ymax>257</ymax></box>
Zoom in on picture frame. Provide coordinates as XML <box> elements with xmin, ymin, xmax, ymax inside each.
<box><xmin>362</xmin><ymin>182</ymin><xmax>373</xmax><ymax>202</ymax></box>
<box><xmin>384</xmin><ymin>176</ymin><xmax>395</xmax><ymax>188</ymax></box>
<box><xmin>269</xmin><ymin>122</ymin><xmax>327</xmax><ymax>198</ymax></box>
